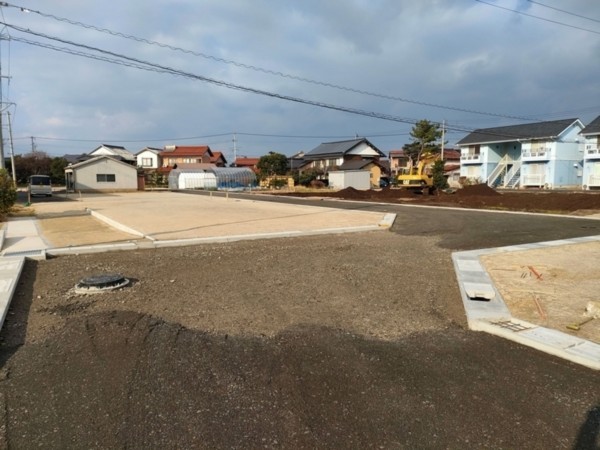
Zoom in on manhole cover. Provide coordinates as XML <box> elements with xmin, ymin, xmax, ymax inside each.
<box><xmin>75</xmin><ymin>273</ymin><xmax>130</xmax><ymax>294</ymax></box>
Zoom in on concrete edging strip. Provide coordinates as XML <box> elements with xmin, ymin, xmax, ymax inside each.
<box><xmin>87</xmin><ymin>209</ymin><xmax>147</xmax><ymax>238</ymax></box>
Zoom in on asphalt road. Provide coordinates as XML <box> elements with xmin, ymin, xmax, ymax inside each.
<box><xmin>186</xmin><ymin>189</ymin><xmax>600</xmax><ymax>250</ymax></box>
<box><xmin>3</xmin><ymin>191</ymin><xmax>600</xmax><ymax>449</ymax></box>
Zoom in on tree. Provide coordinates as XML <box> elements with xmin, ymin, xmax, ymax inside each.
<box><xmin>403</xmin><ymin>120</ymin><xmax>443</xmax><ymax>163</ymax></box>
<box><xmin>257</xmin><ymin>152</ymin><xmax>288</xmax><ymax>178</ymax></box>
<box><xmin>431</xmin><ymin>159</ymin><xmax>448</xmax><ymax>191</ymax></box>
<box><xmin>13</xmin><ymin>152</ymin><xmax>52</xmax><ymax>184</ymax></box>
<box><xmin>0</xmin><ymin>169</ymin><xmax>17</xmax><ymax>215</ymax></box>
<box><xmin>50</xmin><ymin>157</ymin><xmax>68</xmax><ymax>185</ymax></box>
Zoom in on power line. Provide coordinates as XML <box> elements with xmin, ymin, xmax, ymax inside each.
<box><xmin>0</xmin><ymin>1</ymin><xmax>541</xmax><ymax>122</ymax></box>
<box><xmin>525</xmin><ymin>0</ymin><xmax>600</xmax><ymax>24</ymax></box>
<box><xmin>475</xmin><ymin>0</ymin><xmax>600</xmax><ymax>35</ymax></box>
<box><xmin>3</xmin><ymin>22</ymin><xmax>432</xmax><ymax>127</ymax></box>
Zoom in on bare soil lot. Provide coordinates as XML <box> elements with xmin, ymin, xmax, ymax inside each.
<box><xmin>2</xmin><ymin>190</ymin><xmax>600</xmax><ymax>448</ymax></box>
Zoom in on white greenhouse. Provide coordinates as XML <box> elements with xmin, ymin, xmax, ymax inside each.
<box><xmin>168</xmin><ymin>167</ymin><xmax>257</xmax><ymax>191</ymax></box>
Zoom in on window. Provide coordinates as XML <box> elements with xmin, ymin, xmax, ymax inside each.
<box><xmin>141</xmin><ymin>158</ymin><xmax>153</xmax><ymax>167</ymax></box>
<box><xmin>97</xmin><ymin>174</ymin><xmax>116</xmax><ymax>182</ymax></box>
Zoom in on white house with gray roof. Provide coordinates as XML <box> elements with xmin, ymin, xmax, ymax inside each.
<box><xmin>580</xmin><ymin>115</ymin><xmax>600</xmax><ymax>190</ymax></box>
<box><xmin>89</xmin><ymin>144</ymin><xmax>136</xmax><ymax>164</ymax></box>
<box><xmin>302</xmin><ymin>138</ymin><xmax>385</xmax><ymax>176</ymax></box>
<box><xmin>457</xmin><ymin>118</ymin><xmax>584</xmax><ymax>189</ymax></box>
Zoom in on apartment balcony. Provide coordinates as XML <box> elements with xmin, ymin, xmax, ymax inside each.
<box><xmin>460</xmin><ymin>154</ymin><xmax>481</xmax><ymax>164</ymax></box>
<box><xmin>584</xmin><ymin>146</ymin><xmax>600</xmax><ymax>160</ymax></box>
<box><xmin>521</xmin><ymin>148</ymin><xmax>551</xmax><ymax>161</ymax></box>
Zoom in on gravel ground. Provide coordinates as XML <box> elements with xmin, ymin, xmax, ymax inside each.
<box><xmin>2</xmin><ymin>200</ymin><xmax>600</xmax><ymax>448</ymax></box>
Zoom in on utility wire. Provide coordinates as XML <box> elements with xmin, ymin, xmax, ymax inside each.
<box><xmin>0</xmin><ymin>1</ymin><xmax>541</xmax><ymax>122</ymax></box>
<box><xmin>5</xmin><ymin>30</ymin><xmax>578</xmax><ymax>143</ymax></box>
<box><xmin>475</xmin><ymin>0</ymin><xmax>600</xmax><ymax>35</ymax></box>
<box><xmin>3</xmin><ymin>22</ymin><xmax>432</xmax><ymax>127</ymax></box>
<box><xmin>525</xmin><ymin>0</ymin><xmax>600</xmax><ymax>24</ymax></box>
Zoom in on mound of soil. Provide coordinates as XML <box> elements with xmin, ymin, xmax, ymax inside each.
<box><xmin>276</xmin><ymin>186</ymin><xmax>600</xmax><ymax>214</ymax></box>
<box><xmin>456</xmin><ymin>184</ymin><xmax>501</xmax><ymax>197</ymax></box>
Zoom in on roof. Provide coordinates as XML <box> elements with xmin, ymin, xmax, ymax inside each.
<box><xmin>234</xmin><ymin>157</ymin><xmax>260</xmax><ymax>166</ymax></box>
<box><xmin>388</xmin><ymin>149</ymin><xmax>407</xmax><ymax>157</ymax></box>
<box><xmin>174</xmin><ymin>163</ymin><xmax>216</xmax><ymax>170</ymax></box>
<box><xmin>91</xmin><ymin>144</ymin><xmax>135</xmax><ymax>161</ymax></box>
<box><xmin>304</xmin><ymin>138</ymin><xmax>384</xmax><ymax>159</ymax></box>
<box><xmin>581</xmin><ymin>115</ymin><xmax>600</xmax><ymax>136</ymax></box>
<box><xmin>210</xmin><ymin>152</ymin><xmax>227</xmax><ymax>164</ymax></box>
<box><xmin>65</xmin><ymin>155</ymin><xmax>137</xmax><ymax>171</ymax></box>
<box><xmin>135</xmin><ymin>147</ymin><xmax>162</xmax><ymax>156</ymax></box>
<box><xmin>160</xmin><ymin>146</ymin><xmax>212</xmax><ymax>157</ymax></box>
<box><xmin>63</xmin><ymin>154</ymin><xmax>91</xmax><ymax>164</ymax></box>
<box><xmin>337</xmin><ymin>160</ymin><xmax>382</xmax><ymax>170</ymax></box>
<box><xmin>456</xmin><ymin>118</ymin><xmax>581</xmax><ymax>146</ymax></box>
<box><xmin>442</xmin><ymin>149</ymin><xmax>461</xmax><ymax>160</ymax></box>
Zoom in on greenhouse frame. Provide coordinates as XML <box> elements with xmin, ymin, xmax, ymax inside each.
<box><xmin>168</xmin><ymin>167</ymin><xmax>257</xmax><ymax>191</ymax></box>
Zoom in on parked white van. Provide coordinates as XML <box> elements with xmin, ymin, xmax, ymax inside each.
<box><xmin>28</xmin><ymin>175</ymin><xmax>52</xmax><ymax>197</ymax></box>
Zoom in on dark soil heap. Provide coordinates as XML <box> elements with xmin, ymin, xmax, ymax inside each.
<box><xmin>277</xmin><ymin>185</ymin><xmax>600</xmax><ymax>214</ymax></box>
<box><xmin>456</xmin><ymin>184</ymin><xmax>501</xmax><ymax>197</ymax></box>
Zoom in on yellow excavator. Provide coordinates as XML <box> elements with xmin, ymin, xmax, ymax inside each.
<box><xmin>397</xmin><ymin>152</ymin><xmax>440</xmax><ymax>193</ymax></box>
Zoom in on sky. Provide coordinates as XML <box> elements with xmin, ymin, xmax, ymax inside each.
<box><xmin>0</xmin><ymin>0</ymin><xmax>599</xmax><ymax>162</ymax></box>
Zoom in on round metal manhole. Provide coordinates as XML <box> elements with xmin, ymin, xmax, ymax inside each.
<box><xmin>75</xmin><ymin>273</ymin><xmax>130</xmax><ymax>294</ymax></box>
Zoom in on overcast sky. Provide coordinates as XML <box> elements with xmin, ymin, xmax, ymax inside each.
<box><xmin>1</xmin><ymin>0</ymin><xmax>599</xmax><ymax>161</ymax></box>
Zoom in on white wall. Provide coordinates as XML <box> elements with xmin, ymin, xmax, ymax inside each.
<box><xmin>137</xmin><ymin>150</ymin><xmax>160</xmax><ymax>169</ymax></box>
<box><xmin>71</xmin><ymin>158</ymin><xmax>137</xmax><ymax>191</ymax></box>
<box><xmin>329</xmin><ymin>170</ymin><xmax>370</xmax><ymax>190</ymax></box>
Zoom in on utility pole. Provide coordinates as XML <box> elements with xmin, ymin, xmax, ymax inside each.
<box><xmin>440</xmin><ymin>120</ymin><xmax>445</xmax><ymax>162</ymax></box>
<box><xmin>7</xmin><ymin>110</ymin><xmax>15</xmax><ymax>186</ymax></box>
<box><xmin>232</xmin><ymin>133</ymin><xmax>237</xmax><ymax>166</ymax></box>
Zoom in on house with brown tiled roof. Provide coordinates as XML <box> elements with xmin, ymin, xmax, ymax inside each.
<box><xmin>160</xmin><ymin>145</ymin><xmax>214</xmax><ymax>169</ymax></box>
<box><xmin>210</xmin><ymin>151</ymin><xmax>228</xmax><ymax>167</ymax></box>
<box><xmin>233</xmin><ymin>157</ymin><xmax>260</xmax><ymax>173</ymax></box>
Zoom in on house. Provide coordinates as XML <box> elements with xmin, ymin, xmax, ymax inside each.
<box><xmin>89</xmin><ymin>144</ymin><xmax>136</xmax><ymax>165</ymax></box>
<box><xmin>136</xmin><ymin>147</ymin><xmax>163</xmax><ymax>170</ymax></box>
<box><xmin>457</xmin><ymin>118</ymin><xmax>585</xmax><ymax>189</ymax></box>
<box><xmin>233</xmin><ymin>157</ymin><xmax>260</xmax><ymax>173</ymax></box>
<box><xmin>160</xmin><ymin>145</ymin><xmax>214</xmax><ymax>169</ymax></box>
<box><xmin>302</xmin><ymin>138</ymin><xmax>386</xmax><ymax>182</ymax></box>
<box><xmin>210</xmin><ymin>151</ymin><xmax>228</xmax><ymax>167</ymax></box>
<box><xmin>388</xmin><ymin>150</ymin><xmax>410</xmax><ymax>177</ymax></box>
<box><xmin>288</xmin><ymin>151</ymin><xmax>307</xmax><ymax>171</ymax></box>
<box><xmin>65</xmin><ymin>156</ymin><xmax>139</xmax><ymax>192</ymax></box>
<box><xmin>580</xmin><ymin>115</ymin><xmax>600</xmax><ymax>190</ymax></box>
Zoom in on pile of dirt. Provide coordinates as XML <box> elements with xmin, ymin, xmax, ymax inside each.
<box><xmin>276</xmin><ymin>186</ymin><xmax>600</xmax><ymax>214</ymax></box>
<box><xmin>456</xmin><ymin>184</ymin><xmax>501</xmax><ymax>197</ymax></box>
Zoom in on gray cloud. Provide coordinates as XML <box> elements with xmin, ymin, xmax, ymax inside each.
<box><xmin>3</xmin><ymin>0</ymin><xmax>599</xmax><ymax>158</ymax></box>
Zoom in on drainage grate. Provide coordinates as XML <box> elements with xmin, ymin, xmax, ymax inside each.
<box><xmin>2</xmin><ymin>249</ymin><xmax>46</xmax><ymax>258</ymax></box>
<box><xmin>75</xmin><ymin>273</ymin><xmax>130</xmax><ymax>294</ymax></box>
<box><xmin>490</xmin><ymin>320</ymin><xmax>532</xmax><ymax>332</ymax></box>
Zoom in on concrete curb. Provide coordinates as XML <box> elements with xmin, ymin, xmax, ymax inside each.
<box><xmin>452</xmin><ymin>235</ymin><xmax>600</xmax><ymax>370</ymax></box>
<box><xmin>0</xmin><ymin>257</ymin><xmax>25</xmax><ymax>332</ymax></box>
<box><xmin>87</xmin><ymin>209</ymin><xmax>147</xmax><ymax>238</ymax></box>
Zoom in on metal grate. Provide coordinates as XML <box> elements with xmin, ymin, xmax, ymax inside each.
<box><xmin>490</xmin><ymin>320</ymin><xmax>532</xmax><ymax>332</ymax></box>
<box><xmin>2</xmin><ymin>249</ymin><xmax>46</xmax><ymax>258</ymax></box>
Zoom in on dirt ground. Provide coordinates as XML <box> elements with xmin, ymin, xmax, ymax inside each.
<box><xmin>280</xmin><ymin>184</ymin><xmax>600</xmax><ymax>216</ymax></box>
<box><xmin>2</xmin><ymin>189</ymin><xmax>600</xmax><ymax>448</ymax></box>
<box><xmin>481</xmin><ymin>241</ymin><xmax>600</xmax><ymax>343</ymax></box>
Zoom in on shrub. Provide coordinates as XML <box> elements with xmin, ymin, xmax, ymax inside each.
<box><xmin>0</xmin><ymin>169</ymin><xmax>17</xmax><ymax>214</ymax></box>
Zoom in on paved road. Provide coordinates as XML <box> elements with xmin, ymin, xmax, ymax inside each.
<box><xmin>186</xmin><ymin>190</ymin><xmax>600</xmax><ymax>250</ymax></box>
<box><xmin>2</xmin><ymin>191</ymin><xmax>600</xmax><ymax>449</ymax></box>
